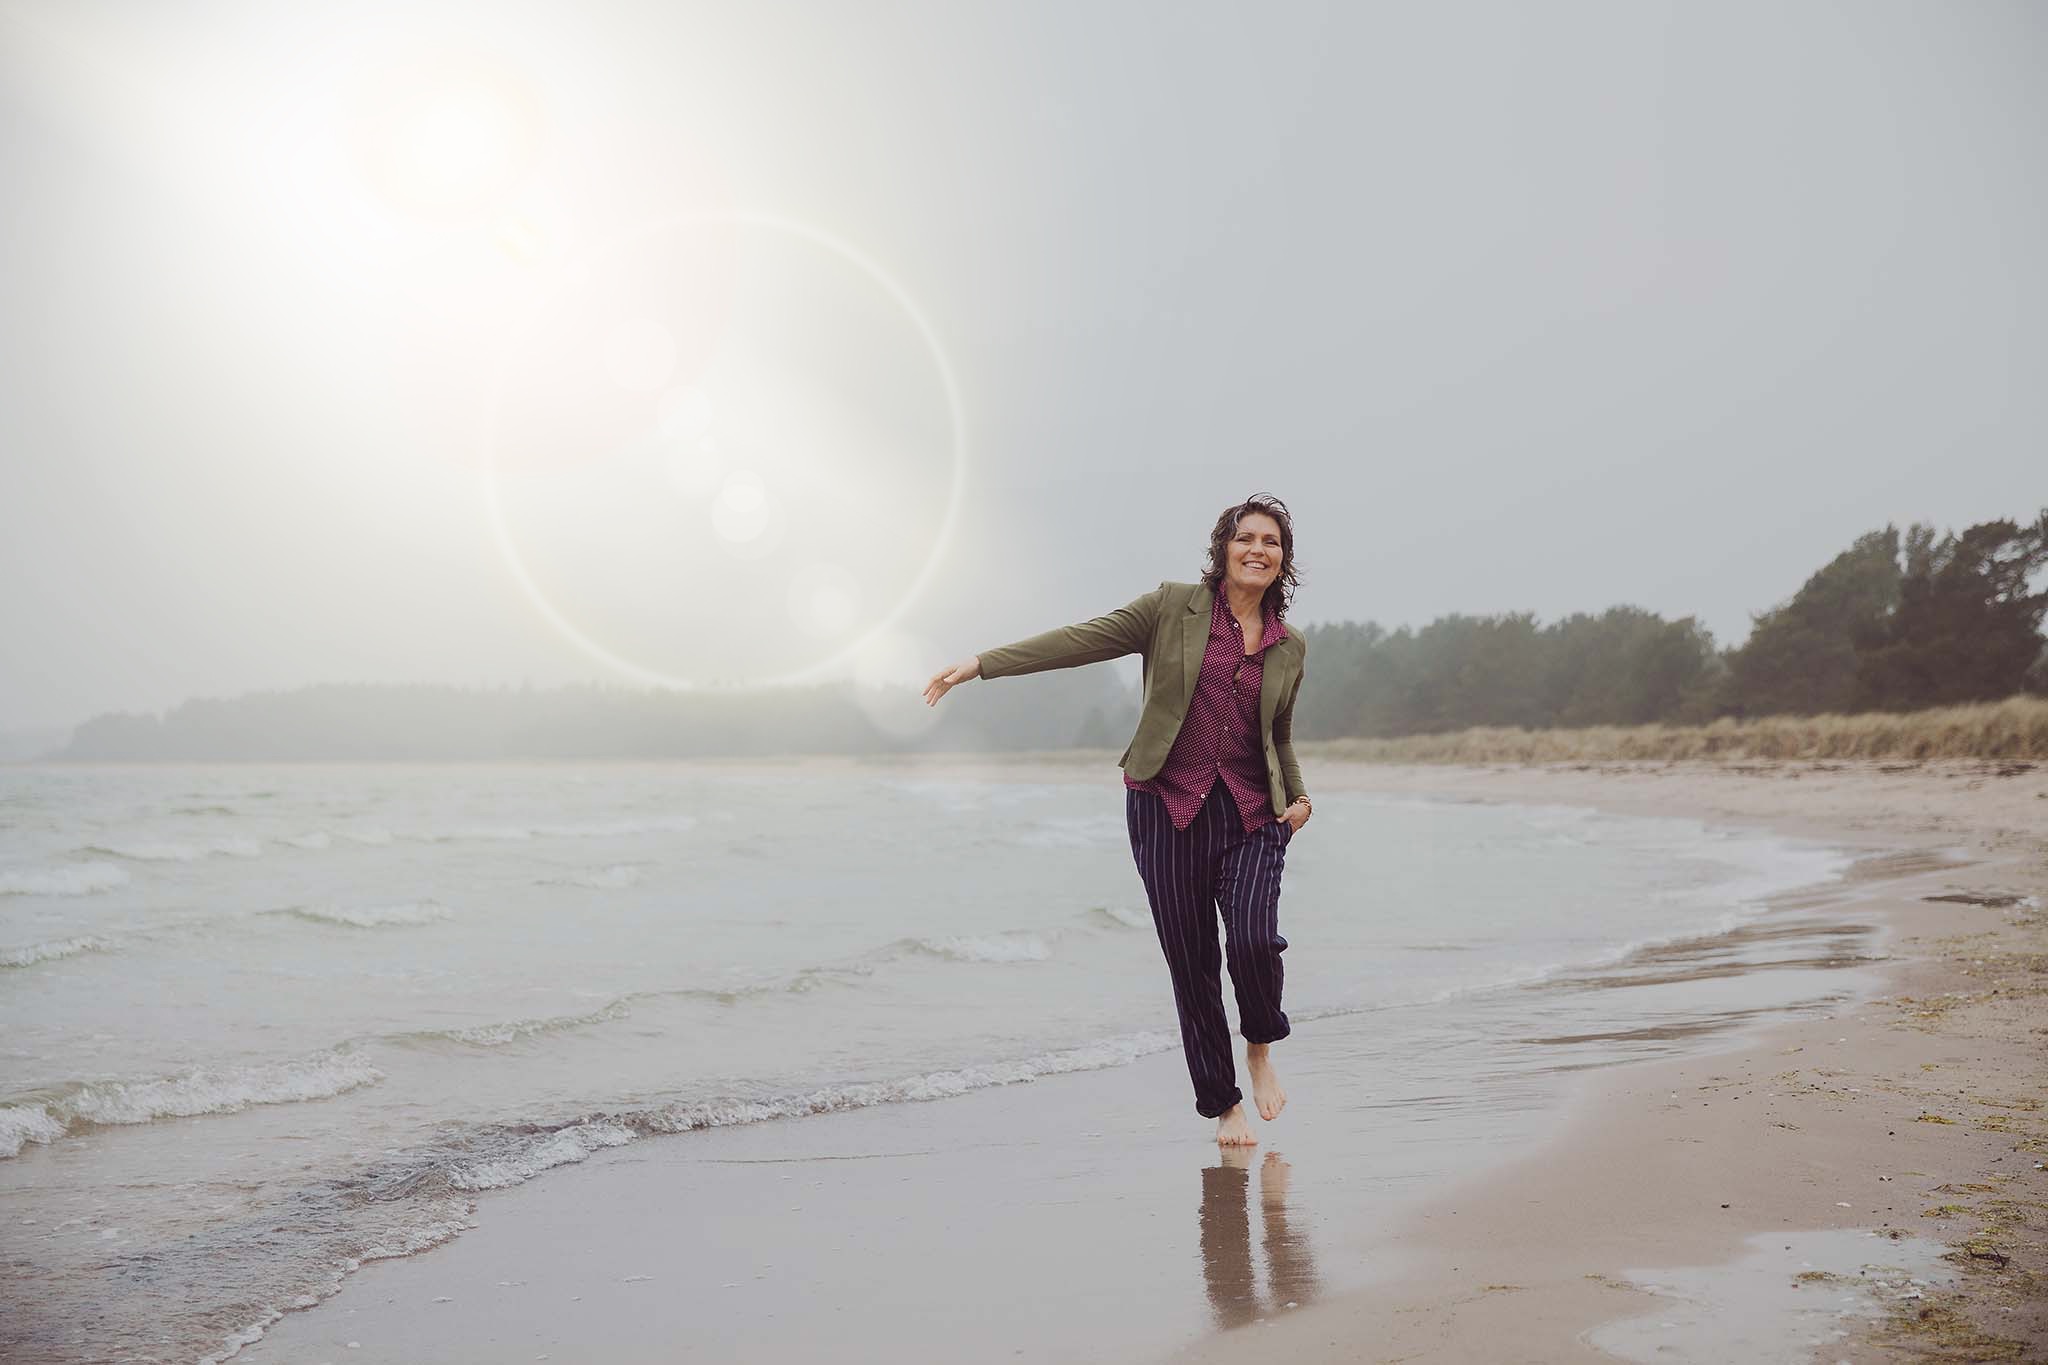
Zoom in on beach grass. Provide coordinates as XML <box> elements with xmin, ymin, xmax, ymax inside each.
<box><xmin>1300</xmin><ymin>695</ymin><xmax>2048</xmax><ymax>764</ymax></box>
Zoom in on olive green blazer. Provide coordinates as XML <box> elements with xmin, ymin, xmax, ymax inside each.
<box><xmin>977</xmin><ymin>580</ymin><xmax>1308</xmax><ymax>818</ymax></box>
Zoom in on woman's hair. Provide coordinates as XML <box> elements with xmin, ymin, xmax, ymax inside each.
<box><xmin>1200</xmin><ymin>493</ymin><xmax>1300</xmax><ymax>618</ymax></box>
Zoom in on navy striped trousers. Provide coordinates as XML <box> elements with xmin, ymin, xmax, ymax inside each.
<box><xmin>1125</xmin><ymin>777</ymin><xmax>1293</xmax><ymax>1118</ymax></box>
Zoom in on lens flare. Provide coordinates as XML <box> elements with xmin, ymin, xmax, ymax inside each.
<box><xmin>481</xmin><ymin>210</ymin><xmax>967</xmax><ymax>690</ymax></box>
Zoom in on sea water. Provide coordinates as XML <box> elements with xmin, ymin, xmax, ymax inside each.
<box><xmin>0</xmin><ymin>761</ymin><xmax>1866</xmax><ymax>1362</ymax></box>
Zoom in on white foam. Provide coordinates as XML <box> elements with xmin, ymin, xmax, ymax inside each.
<box><xmin>0</xmin><ymin>1049</ymin><xmax>384</xmax><ymax>1157</ymax></box>
<box><xmin>1087</xmin><ymin>904</ymin><xmax>1152</xmax><ymax>930</ymax></box>
<box><xmin>432</xmin><ymin>825</ymin><xmax>534</xmax><ymax>843</ymax></box>
<box><xmin>540</xmin><ymin>863</ymin><xmax>645</xmax><ymax>890</ymax></box>
<box><xmin>198</xmin><ymin>1199</ymin><xmax>476</xmax><ymax>1365</ymax></box>
<box><xmin>88</xmin><ymin>840</ymin><xmax>201</xmax><ymax>862</ymax></box>
<box><xmin>83</xmin><ymin>836</ymin><xmax>262</xmax><ymax>862</ymax></box>
<box><xmin>1</xmin><ymin>934</ymin><xmax>119</xmax><ymax>968</ymax></box>
<box><xmin>436</xmin><ymin>999</ymin><xmax>633</xmax><ymax>1046</ymax></box>
<box><xmin>351</xmin><ymin>1203</ymin><xmax>476</xmax><ymax>1262</ymax></box>
<box><xmin>640</xmin><ymin>1029</ymin><xmax>1180</xmax><ymax>1135</ymax></box>
<box><xmin>284</xmin><ymin>831</ymin><xmax>332</xmax><ymax>850</ymax></box>
<box><xmin>449</xmin><ymin>1119</ymin><xmax>635</xmax><ymax>1190</ymax></box>
<box><xmin>275</xmin><ymin>901</ymin><xmax>453</xmax><ymax>929</ymax></box>
<box><xmin>415</xmin><ymin>1030</ymin><xmax>1182</xmax><ymax>1202</ymax></box>
<box><xmin>0</xmin><ymin>1103</ymin><xmax>69</xmax><ymax>1157</ymax></box>
<box><xmin>422</xmin><ymin>815</ymin><xmax>696</xmax><ymax>844</ymax></box>
<box><xmin>910</xmin><ymin>933</ymin><xmax>1053</xmax><ymax>963</ymax></box>
<box><xmin>535</xmin><ymin>815</ymin><xmax>697</xmax><ymax>839</ymax></box>
<box><xmin>0</xmin><ymin>861</ymin><xmax>128</xmax><ymax>897</ymax></box>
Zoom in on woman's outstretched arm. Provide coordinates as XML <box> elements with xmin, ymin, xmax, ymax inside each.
<box><xmin>922</xmin><ymin>584</ymin><xmax>1166</xmax><ymax>707</ymax></box>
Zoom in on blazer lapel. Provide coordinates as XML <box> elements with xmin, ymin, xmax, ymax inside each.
<box><xmin>1179</xmin><ymin>584</ymin><xmax>1210</xmax><ymax>709</ymax></box>
<box><xmin>1258</xmin><ymin>634</ymin><xmax>1299</xmax><ymax>736</ymax></box>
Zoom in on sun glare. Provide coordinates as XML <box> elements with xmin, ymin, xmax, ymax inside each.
<box><xmin>6</xmin><ymin>6</ymin><xmax>968</xmax><ymax>694</ymax></box>
<box><xmin>480</xmin><ymin>211</ymin><xmax>967</xmax><ymax>690</ymax></box>
<box><xmin>354</xmin><ymin>59</ymin><xmax>541</xmax><ymax>222</ymax></box>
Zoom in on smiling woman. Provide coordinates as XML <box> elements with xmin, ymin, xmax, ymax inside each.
<box><xmin>922</xmin><ymin>494</ymin><xmax>1314</xmax><ymax>1149</ymax></box>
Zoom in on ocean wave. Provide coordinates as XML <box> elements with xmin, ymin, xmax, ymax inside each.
<box><xmin>428</xmin><ymin>824</ymin><xmax>533</xmax><ymax>843</ymax></box>
<box><xmin>173</xmin><ymin>1025</ymin><xmax>1180</xmax><ymax>1358</ymax></box>
<box><xmin>417</xmin><ymin>999</ymin><xmax>636</xmax><ymax>1047</ymax></box>
<box><xmin>193</xmin><ymin>1196</ymin><xmax>477</xmax><ymax>1365</ymax></box>
<box><xmin>0</xmin><ymin>1048</ymin><xmax>384</xmax><ymax>1158</ymax></box>
<box><xmin>386</xmin><ymin>1028</ymin><xmax>1183</xmax><ymax>1199</ymax></box>
<box><xmin>63</xmin><ymin>1029</ymin><xmax>1182</xmax><ymax>1363</ymax></box>
<box><xmin>81</xmin><ymin>837</ymin><xmax>263</xmax><ymax>862</ymax></box>
<box><xmin>0</xmin><ymin>861</ymin><xmax>129</xmax><ymax>897</ymax></box>
<box><xmin>284</xmin><ymin>831</ymin><xmax>332</xmax><ymax>850</ymax></box>
<box><xmin>426</xmin><ymin>815</ymin><xmax>698</xmax><ymax>844</ymax></box>
<box><xmin>537</xmin><ymin>863</ymin><xmax>645</xmax><ymax>890</ymax></box>
<box><xmin>394</xmin><ymin>931</ymin><xmax>1063</xmax><ymax>1053</ymax></box>
<box><xmin>269</xmin><ymin>901</ymin><xmax>453</xmax><ymax>929</ymax></box>
<box><xmin>902</xmin><ymin>933</ymin><xmax>1053</xmax><ymax>963</ymax></box>
<box><xmin>449</xmin><ymin>1118</ymin><xmax>636</xmax><ymax>1190</ymax></box>
<box><xmin>535</xmin><ymin>815</ymin><xmax>698</xmax><ymax>839</ymax></box>
<box><xmin>632</xmin><ymin>1029</ymin><xmax>1183</xmax><ymax>1134</ymax></box>
<box><xmin>0</xmin><ymin>1103</ymin><xmax>68</xmax><ymax>1157</ymax></box>
<box><xmin>0</xmin><ymin>934</ymin><xmax>120</xmax><ymax>969</ymax></box>
<box><xmin>1085</xmin><ymin>904</ymin><xmax>1151</xmax><ymax>931</ymax></box>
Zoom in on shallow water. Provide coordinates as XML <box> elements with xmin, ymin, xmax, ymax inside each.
<box><xmin>1589</xmin><ymin>1227</ymin><xmax>1958</xmax><ymax>1363</ymax></box>
<box><xmin>0</xmin><ymin>761</ymin><xmax>1873</xmax><ymax>1362</ymax></box>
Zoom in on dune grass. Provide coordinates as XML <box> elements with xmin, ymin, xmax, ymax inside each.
<box><xmin>1301</xmin><ymin>695</ymin><xmax>2048</xmax><ymax>764</ymax></box>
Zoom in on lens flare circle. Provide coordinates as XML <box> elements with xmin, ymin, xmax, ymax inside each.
<box><xmin>481</xmin><ymin>210</ymin><xmax>967</xmax><ymax>689</ymax></box>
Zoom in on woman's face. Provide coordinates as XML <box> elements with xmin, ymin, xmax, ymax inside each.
<box><xmin>1225</xmin><ymin>512</ymin><xmax>1284</xmax><ymax>597</ymax></box>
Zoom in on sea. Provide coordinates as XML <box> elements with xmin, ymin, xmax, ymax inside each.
<box><xmin>0</xmin><ymin>761</ymin><xmax>1877</xmax><ymax>1362</ymax></box>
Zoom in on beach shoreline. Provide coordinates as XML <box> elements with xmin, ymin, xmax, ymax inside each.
<box><xmin>227</xmin><ymin>758</ymin><xmax>2047</xmax><ymax>1364</ymax></box>
<box><xmin>1155</xmin><ymin>759</ymin><xmax>2048</xmax><ymax>1363</ymax></box>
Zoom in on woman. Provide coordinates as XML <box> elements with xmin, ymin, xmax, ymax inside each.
<box><xmin>922</xmin><ymin>494</ymin><xmax>1311</xmax><ymax>1147</ymax></box>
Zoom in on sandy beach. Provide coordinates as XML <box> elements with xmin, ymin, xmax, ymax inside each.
<box><xmin>235</xmin><ymin>758</ymin><xmax>2047</xmax><ymax>1365</ymax></box>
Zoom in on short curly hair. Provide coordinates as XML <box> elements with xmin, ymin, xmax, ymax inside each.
<box><xmin>1200</xmin><ymin>494</ymin><xmax>1300</xmax><ymax>619</ymax></box>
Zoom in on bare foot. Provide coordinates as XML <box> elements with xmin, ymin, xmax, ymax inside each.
<box><xmin>1246</xmin><ymin>1042</ymin><xmax>1287</xmax><ymax>1121</ymax></box>
<box><xmin>1216</xmin><ymin>1103</ymin><xmax>1257</xmax><ymax>1147</ymax></box>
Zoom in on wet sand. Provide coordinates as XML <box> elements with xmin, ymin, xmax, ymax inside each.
<box><xmin>242</xmin><ymin>759</ymin><xmax>2047</xmax><ymax>1364</ymax></box>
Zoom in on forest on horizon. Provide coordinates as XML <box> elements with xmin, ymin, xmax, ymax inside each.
<box><xmin>42</xmin><ymin>510</ymin><xmax>2048</xmax><ymax>762</ymax></box>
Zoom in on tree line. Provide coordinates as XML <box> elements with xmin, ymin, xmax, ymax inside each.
<box><xmin>42</xmin><ymin>510</ymin><xmax>2045</xmax><ymax>760</ymax></box>
<box><xmin>1292</xmin><ymin>511</ymin><xmax>2048</xmax><ymax>740</ymax></box>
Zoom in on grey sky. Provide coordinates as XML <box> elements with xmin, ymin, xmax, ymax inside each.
<box><xmin>2</xmin><ymin>0</ymin><xmax>2043</xmax><ymax>731</ymax></box>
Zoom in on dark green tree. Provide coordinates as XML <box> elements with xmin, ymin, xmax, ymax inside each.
<box><xmin>1725</xmin><ymin>528</ymin><xmax>1903</xmax><ymax>716</ymax></box>
<box><xmin>1854</xmin><ymin>512</ymin><xmax>2048</xmax><ymax>709</ymax></box>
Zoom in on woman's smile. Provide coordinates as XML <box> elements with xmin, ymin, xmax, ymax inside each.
<box><xmin>1228</xmin><ymin>513</ymin><xmax>1284</xmax><ymax>591</ymax></box>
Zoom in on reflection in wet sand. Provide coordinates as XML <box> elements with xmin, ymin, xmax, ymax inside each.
<box><xmin>1198</xmin><ymin>1150</ymin><xmax>1322</xmax><ymax>1329</ymax></box>
<box><xmin>1338</xmin><ymin>911</ymin><xmax>1904</xmax><ymax>1115</ymax></box>
<box><xmin>1516</xmin><ymin>917</ymin><xmax>1884</xmax><ymax>999</ymax></box>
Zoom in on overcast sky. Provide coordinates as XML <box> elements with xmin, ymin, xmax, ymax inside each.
<box><xmin>2</xmin><ymin>0</ymin><xmax>2043</xmax><ymax>732</ymax></box>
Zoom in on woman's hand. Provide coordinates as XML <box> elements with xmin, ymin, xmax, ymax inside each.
<box><xmin>922</xmin><ymin>655</ymin><xmax>981</xmax><ymax>706</ymax></box>
<box><xmin>1283</xmin><ymin>799</ymin><xmax>1310</xmax><ymax>833</ymax></box>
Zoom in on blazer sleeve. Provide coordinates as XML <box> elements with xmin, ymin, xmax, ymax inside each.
<box><xmin>1272</xmin><ymin>645</ymin><xmax>1307</xmax><ymax>804</ymax></box>
<box><xmin>977</xmin><ymin>585</ymin><xmax>1165</xmax><ymax>680</ymax></box>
